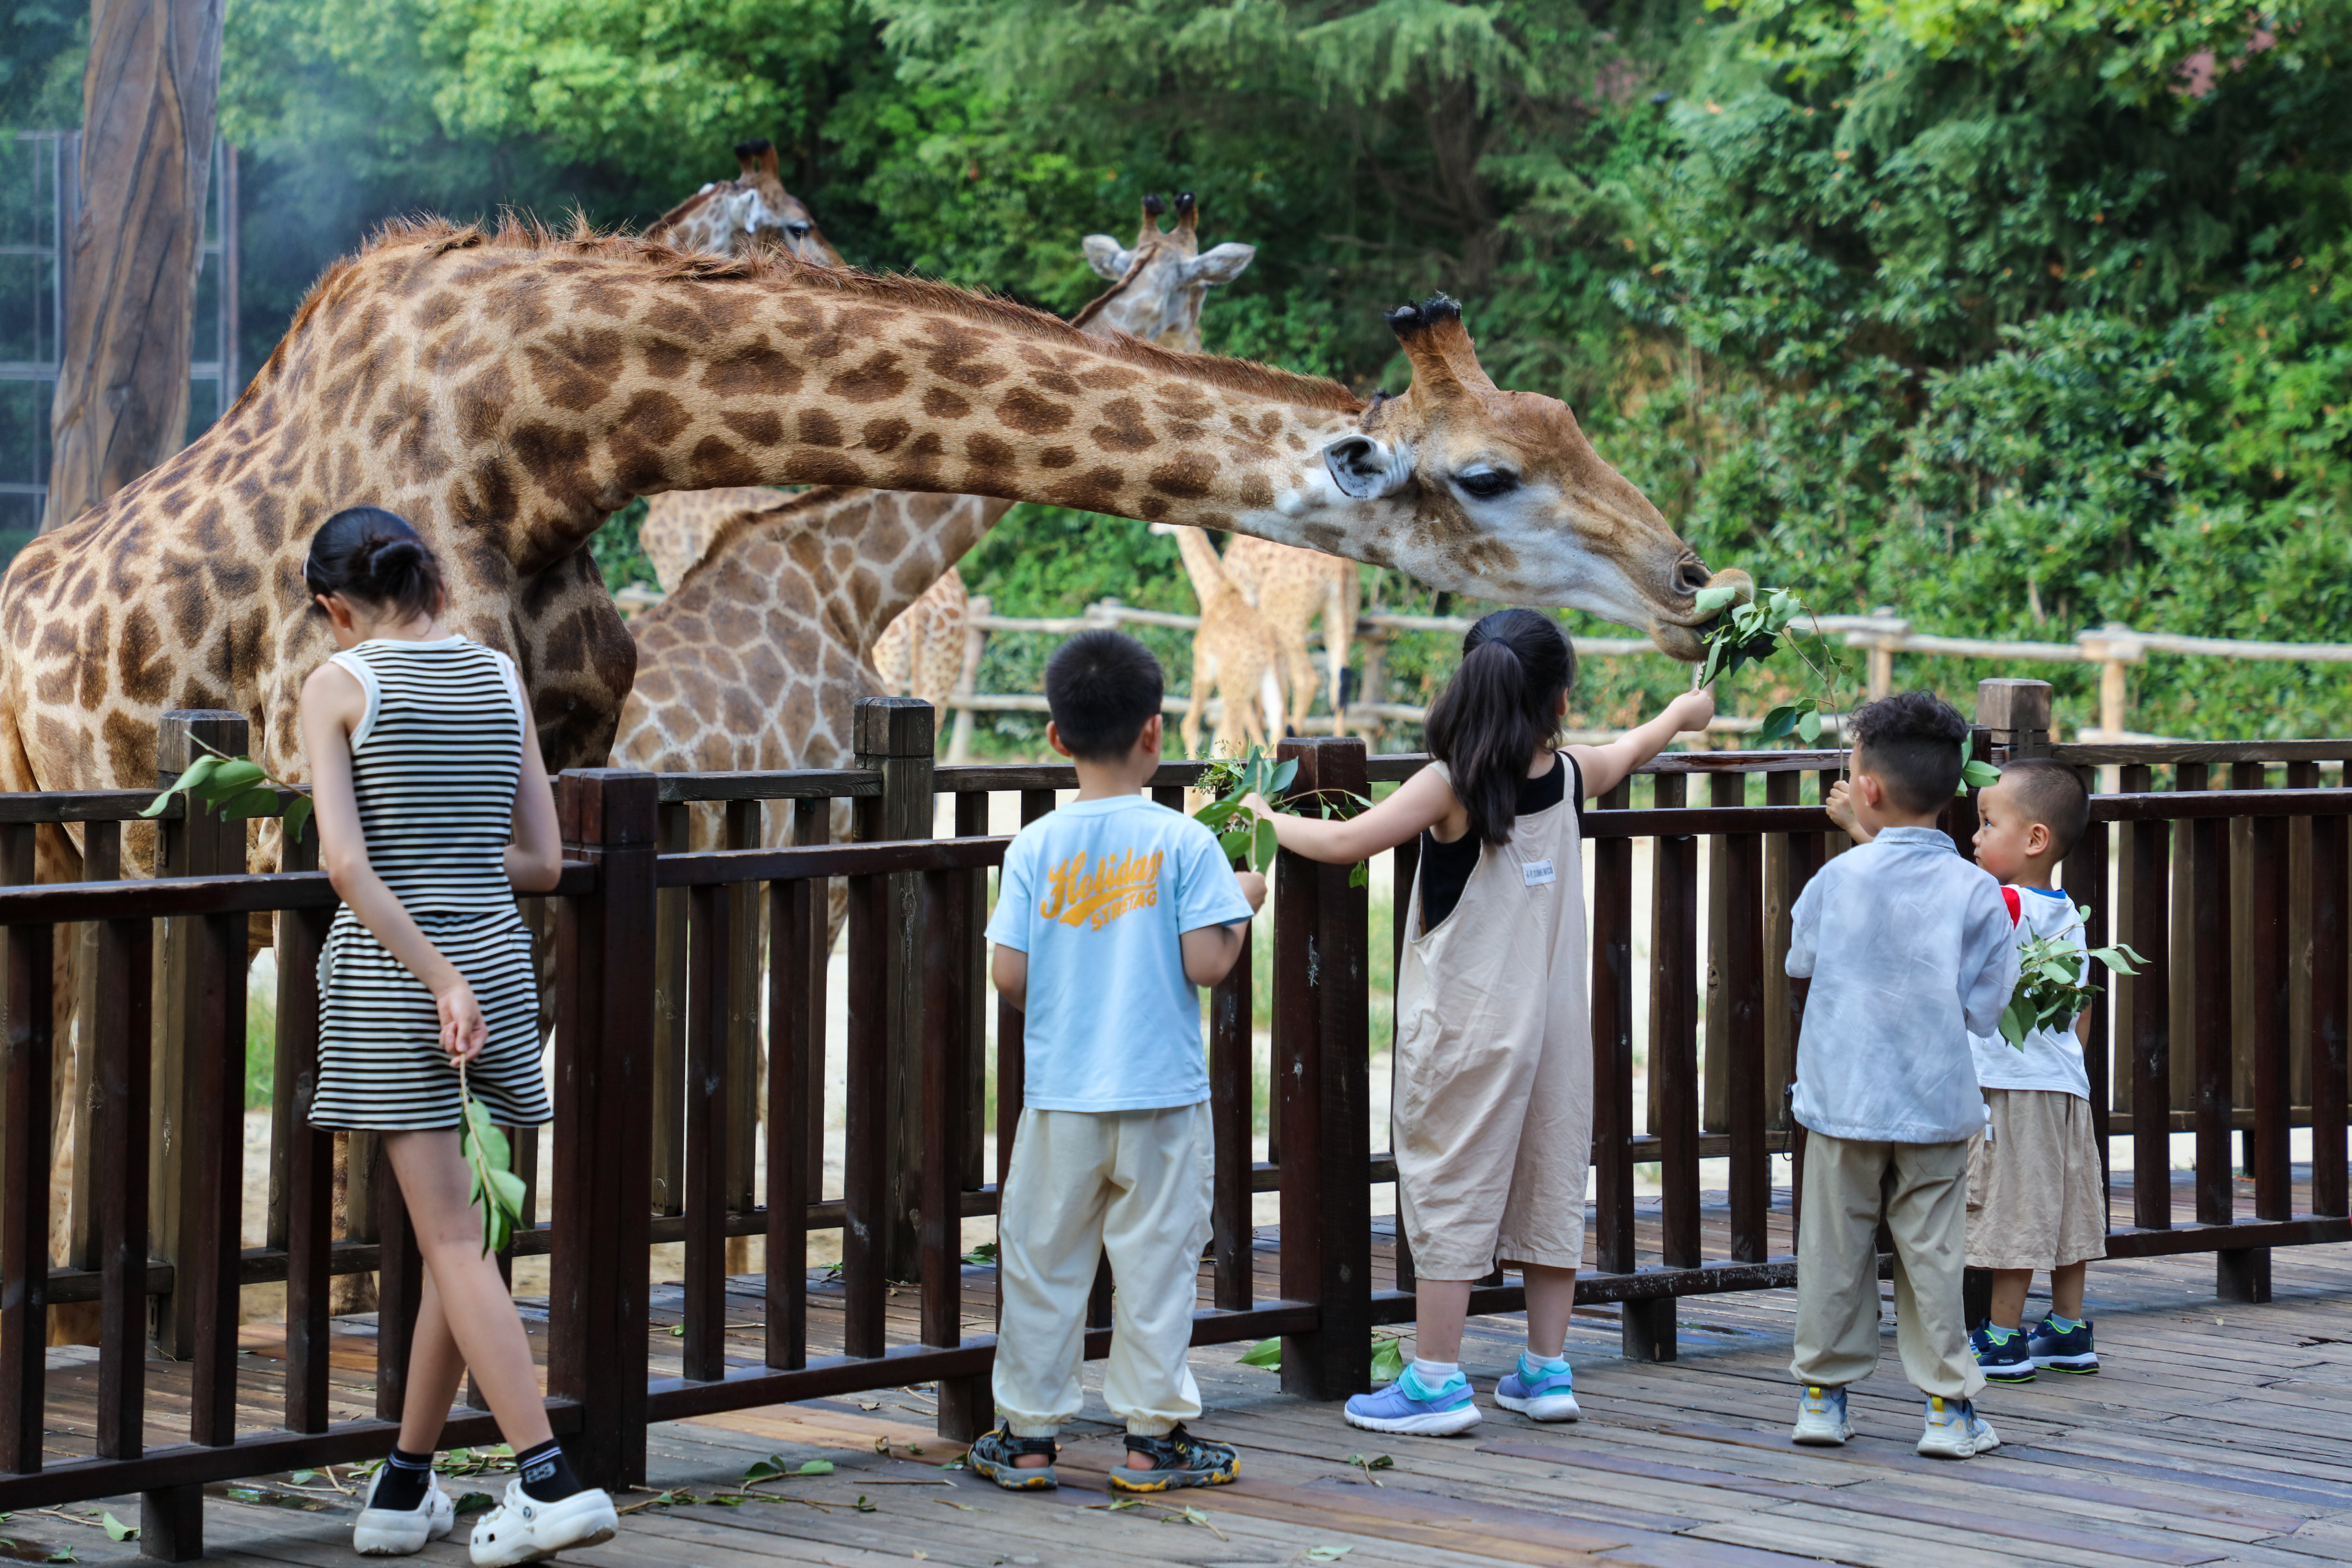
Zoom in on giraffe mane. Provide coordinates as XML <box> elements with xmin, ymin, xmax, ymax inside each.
<box><xmin>253</xmin><ymin>211</ymin><xmax>1367</xmax><ymax>420</ymax></box>
<box><xmin>671</xmin><ymin>486</ymin><xmax>854</xmax><ymax>595</ymax></box>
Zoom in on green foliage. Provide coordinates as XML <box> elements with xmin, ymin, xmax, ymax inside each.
<box><xmin>145</xmin><ymin>739</ymin><xmax>312</xmax><ymax>844</ymax></box>
<box><xmin>2001</xmin><ymin>904</ymin><xmax>2143</xmax><ymax>1049</ymax></box>
<box><xmin>461</xmin><ymin>1090</ymin><xmax>526</xmax><ymax>1256</ymax></box>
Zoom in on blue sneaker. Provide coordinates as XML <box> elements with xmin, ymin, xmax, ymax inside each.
<box><xmin>1791</xmin><ymin>1384</ymin><xmax>1852</xmax><ymax>1446</ymax></box>
<box><xmin>1971</xmin><ymin>1325</ymin><xmax>2036</xmax><ymax>1384</ymax></box>
<box><xmin>1343</xmin><ymin>1366</ymin><xmax>1480</xmax><ymax>1436</ymax></box>
<box><xmin>2028</xmin><ymin>1314</ymin><xmax>2099</xmax><ymax>1374</ymax></box>
<box><xmin>1917</xmin><ymin>1394</ymin><xmax>1999</xmax><ymax>1459</ymax></box>
<box><xmin>1494</xmin><ymin>1354</ymin><xmax>1581</xmax><ymax>1423</ymax></box>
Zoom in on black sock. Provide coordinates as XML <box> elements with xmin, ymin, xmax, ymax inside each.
<box><xmin>373</xmin><ymin>1447</ymin><xmax>434</xmax><ymax>1512</ymax></box>
<box><xmin>516</xmin><ymin>1438</ymin><xmax>585</xmax><ymax>1503</ymax></box>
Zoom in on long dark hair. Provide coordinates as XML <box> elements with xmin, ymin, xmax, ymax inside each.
<box><xmin>304</xmin><ymin>507</ymin><xmax>445</xmax><ymax>622</ymax></box>
<box><xmin>1424</xmin><ymin>608</ymin><xmax>1575</xmax><ymax>846</ymax></box>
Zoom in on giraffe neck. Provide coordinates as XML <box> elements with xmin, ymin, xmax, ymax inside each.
<box><xmin>237</xmin><ymin>224</ymin><xmax>1369</xmax><ymax>578</ymax></box>
<box><xmin>1167</xmin><ymin>526</ymin><xmax>1242</xmax><ymax>613</ymax></box>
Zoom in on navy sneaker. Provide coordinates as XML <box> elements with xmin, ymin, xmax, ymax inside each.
<box><xmin>1971</xmin><ymin>1325</ymin><xmax>2036</xmax><ymax>1384</ymax></box>
<box><xmin>2028</xmin><ymin>1314</ymin><xmax>2099</xmax><ymax>1374</ymax></box>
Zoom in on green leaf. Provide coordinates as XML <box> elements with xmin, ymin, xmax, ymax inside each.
<box><xmin>44</xmin><ymin>1549</ymin><xmax>76</xmax><ymax>1564</ymax></box>
<box><xmin>101</xmin><ymin>1512</ymin><xmax>136</xmax><ymax>1543</ymax></box>
<box><xmin>1961</xmin><ymin>759</ymin><xmax>2004</xmax><ymax>791</ymax></box>
<box><xmin>1999</xmin><ymin>998</ymin><xmax>2032</xmax><ymax>1049</ymax></box>
<box><xmin>1269</xmin><ymin>758</ymin><xmax>1298</xmax><ymax>796</ymax></box>
<box><xmin>1757</xmin><ymin>704</ymin><xmax>1799</xmax><ymax>742</ymax></box>
<box><xmin>1796</xmin><ymin>708</ymin><xmax>1823</xmax><ymax>743</ymax></box>
<box><xmin>289</xmin><ymin>1470</ymin><xmax>317</xmax><ymax>1484</ymax></box>
<box><xmin>280</xmin><ymin>794</ymin><xmax>314</xmax><ymax>845</ymax></box>
<box><xmin>1307</xmin><ymin>1549</ymin><xmax>1354</xmax><ymax>1562</ymax></box>
<box><xmin>1218</xmin><ymin>827</ymin><xmax>1251</xmax><ymax>861</ymax></box>
<box><xmin>1369</xmin><ymin>1335</ymin><xmax>1407</xmax><ymax>1384</ymax></box>
<box><xmin>141</xmin><ymin>754</ymin><xmax>222</xmax><ymax>817</ymax></box>
<box><xmin>455</xmin><ymin>1493</ymin><xmax>495</xmax><ymax>1513</ymax></box>
<box><xmin>1692</xmin><ymin>584</ymin><xmax>1741</xmax><ymax>616</ymax></box>
<box><xmin>961</xmin><ymin>1241</ymin><xmax>997</xmax><ymax>1266</ymax></box>
<box><xmin>1348</xmin><ymin>859</ymin><xmax>1368</xmax><ymax>888</ymax></box>
<box><xmin>1237</xmin><ymin>1336</ymin><xmax>1282</xmax><ymax>1369</ymax></box>
<box><xmin>200</xmin><ymin>759</ymin><xmax>268</xmax><ymax>798</ymax></box>
<box><xmin>1251</xmin><ymin>817</ymin><xmax>1278</xmax><ymax>875</ymax></box>
<box><xmin>1195</xmin><ymin>799</ymin><xmax>1239</xmax><ymax>829</ymax></box>
<box><xmin>223</xmin><ymin>784</ymin><xmax>282</xmax><ymax>820</ymax></box>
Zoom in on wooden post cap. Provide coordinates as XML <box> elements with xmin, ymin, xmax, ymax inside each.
<box><xmin>157</xmin><ymin>709</ymin><xmax>248</xmax><ymax>783</ymax></box>
<box><xmin>1975</xmin><ymin>679</ymin><xmax>2052</xmax><ymax>735</ymax></box>
<box><xmin>854</xmin><ymin>696</ymin><xmax>935</xmax><ymax>759</ymax></box>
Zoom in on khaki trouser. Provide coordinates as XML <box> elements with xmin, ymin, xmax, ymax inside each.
<box><xmin>1791</xmin><ymin>1132</ymin><xmax>1983</xmax><ymax>1402</ymax></box>
<box><xmin>992</xmin><ymin>1103</ymin><xmax>1212</xmax><ymax>1437</ymax></box>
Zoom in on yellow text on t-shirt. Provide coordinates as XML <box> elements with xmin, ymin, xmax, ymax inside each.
<box><xmin>1039</xmin><ymin>848</ymin><xmax>1163</xmax><ymax>932</ymax></box>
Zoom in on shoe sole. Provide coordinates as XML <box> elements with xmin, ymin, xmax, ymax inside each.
<box><xmin>1494</xmin><ymin>1392</ymin><xmax>1581</xmax><ymax>1422</ymax></box>
<box><xmin>1917</xmin><ymin>1421</ymin><xmax>2000</xmax><ymax>1460</ymax></box>
<box><xmin>473</xmin><ymin>1505</ymin><xmax>618</xmax><ymax>1566</ymax></box>
<box><xmin>1108</xmin><ymin>1465</ymin><xmax>1239</xmax><ymax>1493</ymax></box>
<box><xmin>1791</xmin><ymin>1423</ymin><xmax>1853</xmax><ymax>1447</ymax></box>
<box><xmin>971</xmin><ymin>1456</ymin><xmax>1059</xmax><ymax>1491</ymax></box>
<box><xmin>2031</xmin><ymin>1356</ymin><xmax>2099</xmax><ymax>1373</ymax></box>
<box><xmin>1344</xmin><ymin>1405</ymin><xmax>1482</xmax><ymax>1437</ymax></box>
<box><xmin>355</xmin><ymin>1506</ymin><xmax>454</xmax><ymax>1555</ymax></box>
<box><xmin>1981</xmin><ymin>1368</ymin><xmax>2037</xmax><ymax>1383</ymax></box>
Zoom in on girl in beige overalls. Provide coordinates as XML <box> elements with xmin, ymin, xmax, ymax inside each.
<box><xmin>1252</xmin><ymin>610</ymin><xmax>1713</xmax><ymax>1435</ymax></box>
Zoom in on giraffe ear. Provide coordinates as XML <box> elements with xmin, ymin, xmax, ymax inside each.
<box><xmin>1325</xmin><ymin>434</ymin><xmax>1413</xmax><ymax>500</ymax></box>
<box><xmin>1183</xmin><ymin>242</ymin><xmax>1256</xmax><ymax>288</ymax></box>
<box><xmin>1082</xmin><ymin>234</ymin><xmax>1134</xmax><ymax>280</ymax></box>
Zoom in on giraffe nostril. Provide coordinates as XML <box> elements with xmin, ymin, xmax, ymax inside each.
<box><xmin>1674</xmin><ymin>559</ymin><xmax>1713</xmax><ymax>599</ymax></box>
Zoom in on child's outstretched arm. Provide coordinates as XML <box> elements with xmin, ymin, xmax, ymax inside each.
<box><xmin>1243</xmin><ymin>763</ymin><xmax>1463</xmax><ymax>866</ymax></box>
<box><xmin>1566</xmin><ymin>688</ymin><xmax>1715</xmax><ymax>801</ymax></box>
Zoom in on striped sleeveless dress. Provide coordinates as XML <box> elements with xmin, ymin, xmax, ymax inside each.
<box><xmin>310</xmin><ymin>637</ymin><xmax>551</xmax><ymax>1131</ymax></box>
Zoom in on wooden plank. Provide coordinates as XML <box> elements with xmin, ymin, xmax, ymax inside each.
<box><xmin>842</xmin><ymin>868</ymin><xmax>889</xmax><ymax>1361</ymax></box>
<box><xmin>2316</xmin><ymin>808</ymin><xmax>2350</xmax><ymax>1216</ymax></box>
<box><xmin>1210</xmin><ymin>913</ymin><xmax>1254</xmax><ymax>1311</ymax></box>
<box><xmin>2251</xmin><ymin>811</ymin><xmax>2293</xmax><ymax>1218</ymax></box>
<box><xmin>1724</xmin><ymin>825</ymin><xmax>1766</xmax><ymax>1263</ymax></box>
<box><xmin>185</xmin><ymin>910</ymin><xmax>245</xmax><ymax>1448</ymax></box>
<box><xmin>652</xmin><ymin>800</ymin><xmax>689</xmax><ymax>1217</ymax></box>
<box><xmin>766</xmin><ymin>878</ymin><xmax>812</xmax><ymax>1371</ymax></box>
<box><xmin>682</xmin><ymin>878</ymin><xmax>732</xmax><ymax>1382</ymax></box>
<box><xmin>725</xmin><ymin>799</ymin><xmax>762</xmax><ymax>1216</ymax></box>
<box><xmin>2191</xmin><ymin>813</ymin><xmax>2234</xmax><ymax>1226</ymax></box>
<box><xmin>791</xmin><ymin>796</ymin><xmax>829</xmax><ymax>1196</ymax></box>
<box><xmin>92</xmin><ymin>916</ymin><xmax>150</xmax><ymax>1458</ymax></box>
<box><xmin>1591</xmin><ymin>780</ymin><xmax>1636</xmax><ymax>1276</ymax></box>
<box><xmin>2132</xmin><ymin>810</ymin><xmax>2173</xmax><ymax>1228</ymax></box>
<box><xmin>1703</xmin><ymin>771</ymin><xmax>1740</xmax><ymax>1136</ymax></box>
<box><xmin>0</xmin><ymin>912</ymin><xmax>49</xmax><ymax>1473</ymax></box>
<box><xmin>1651</xmin><ymin>772</ymin><xmax>1700</xmax><ymax>1270</ymax></box>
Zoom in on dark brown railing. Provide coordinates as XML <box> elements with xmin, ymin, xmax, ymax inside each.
<box><xmin>3</xmin><ymin>683</ymin><xmax>2347</xmax><ymax>1559</ymax></box>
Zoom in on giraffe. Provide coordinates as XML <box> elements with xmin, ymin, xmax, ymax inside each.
<box><xmin>614</xmin><ymin>190</ymin><xmax>1263</xmax><ymax>784</ymax></box>
<box><xmin>641</xmin><ymin>484</ymin><xmax>787</xmax><ymax>592</ymax></box>
<box><xmin>3</xmin><ymin>219</ymin><xmax>1746</xmax><ymax>1304</ymax></box>
<box><xmin>867</xmin><ymin>567</ymin><xmax>968</xmax><ymax>727</ymax></box>
<box><xmin>1151</xmin><ymin>522</ymin><xmax>1287</xmax><ymax>758</ymax></box>
<box><xmin>643</xmin><ymin>137</ymin><xmax>845</xmax><ymax>265</ymax></box>
<box><xmin>1224</xmin><ymin>534</ymin><xmax>1357</xmax><ymax>733</ymax></box>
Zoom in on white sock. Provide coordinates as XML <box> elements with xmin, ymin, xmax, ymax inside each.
<box><xmin>1408</xmin><ymin>1358</ymin><xmax>1460</xmax><ymax>1389</ymax></box>
<box><xmin>1522</xmin><ymin>1350</ymin><xmax>1568</xmax><ymax>1373</ymax></box>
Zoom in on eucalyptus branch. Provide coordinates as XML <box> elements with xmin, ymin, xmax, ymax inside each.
<box><xmin>144</xmin><ymin>734</ymin><xmax>314</xmax><ymax>843</ymax></box>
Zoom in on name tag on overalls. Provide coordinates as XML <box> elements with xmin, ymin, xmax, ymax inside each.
<box><xmin>1521</xmin><ymin>858</ymin><xmax>1556</xmax><ymax>887</ymax></box>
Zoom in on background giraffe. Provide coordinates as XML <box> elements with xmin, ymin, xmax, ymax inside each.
<box><xmin>613</xmin><ymin>191</ymin><xmax>1259</xmax><ymax>802</ymax></box>
<box><xmin>1151</xmin><ymin>521</ymin><xmax>1287</xmax><ymax>757</ymax></box>
<box><xmin>1225</xmin><ymin>534</ymin><xmax>1358</xmax><ymax>735</ymax></box>
<box><xmin>643</xmin><ymin>137</ymin><xmax>844</xmax><ymax>264</ymax></box>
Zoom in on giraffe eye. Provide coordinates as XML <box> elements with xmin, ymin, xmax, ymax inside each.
<box><xmin>1454</xmin><ymin>467</ymin><xmax>1518</xmax><ymax>500</ymax></box>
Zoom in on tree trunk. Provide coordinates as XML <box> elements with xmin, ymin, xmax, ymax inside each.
<box><xmin>43</xmin><ymin>0</ymin><xmax>226</xmax><ymax>533</ymax></box>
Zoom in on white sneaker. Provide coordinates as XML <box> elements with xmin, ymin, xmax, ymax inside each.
<box><xmin>1916</xmin><ymin>1394</ymin><xmax>1999</xmax><ymax>1459</ymax></box>
<box><xmin>352</xmin><ymin>1463</ymin><xmax>455</xmax><ymax>1556</ymax></box>
<box><xmin>1790</xmin><ymin>1384</ymin><xmax>1853</xmax><ymax>1446</ymax></box>
<box><xmin>469</xmin><ymin>1478</ymin><xmax>620</xmax><ymax>1566</ymax></box>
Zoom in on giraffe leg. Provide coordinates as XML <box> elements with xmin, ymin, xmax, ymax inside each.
<box><xmin>1184</xmin><ymin>650</ymin><xmax>1213</xmax><ymax>760</ymax></box>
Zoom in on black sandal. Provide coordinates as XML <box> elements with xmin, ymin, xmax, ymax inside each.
<box><xmin>968</xmin><ymin>1427</ymin><xmax>1059</xmax><ymax>1491</ymax></box>
<box><xmin>1107</xmin><ymin>1425</ymin><xmax>1240</xmax><ymax>1493</ymax></box>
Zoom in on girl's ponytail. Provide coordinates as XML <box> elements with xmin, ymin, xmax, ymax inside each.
<box><xmin>304</xmin><ymin>507</ymin><xmax>446</xmax><ymax>623</ymax></box>
<box><xmin>1423</xmin><ymin>608</ymin><xmax>1575</xmax><ymax>845</ymax></box>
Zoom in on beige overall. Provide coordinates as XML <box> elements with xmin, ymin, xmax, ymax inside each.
<box><xmin>1393</xmin><ymin>756</ymin><xmax>1593</xmax><ymax>1280</ymax></box>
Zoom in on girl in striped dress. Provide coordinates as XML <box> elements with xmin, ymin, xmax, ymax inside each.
<box><xmin>299</xmin><ymin>507</ymin><xmax>617</xmax><ymax>1564</ymax></box>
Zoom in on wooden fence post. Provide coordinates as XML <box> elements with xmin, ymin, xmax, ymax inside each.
<box><xmin>151</xmin><ymin>711</ymin><xmax>245</xmax><ymax>1363</ymax></box>
<box><xmin>1275</xmin><ymin>738</ymin><xmax>1372</xmax><ymax>1400</ymax></box>
<box><xmin>550</xmin><ymin>769</ymin><xmax>658</xmax><ymax>1489</ymax></box>
<box><xmin>854</xmin><ymin>697</ymin><xmax>933</xmax><ymax>1282</ymax></box>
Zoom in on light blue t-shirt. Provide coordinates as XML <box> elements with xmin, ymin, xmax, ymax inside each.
<box><xmin>985</xmin><ymin>794</ymin><xmax>1255</xmax><ymax>1112</ymax></box>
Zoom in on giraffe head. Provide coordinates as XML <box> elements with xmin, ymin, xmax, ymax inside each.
<box><xmin>647</xmin><ymin>138</ymin><xmax>845</xmax><ymax>265</ymax></box>
<box><xmin>1073</xmin><ymin>191</ymin><xmax>1256</xmax><ymax>352</ymax></box>
<box><xmin>1319</xmin><ymin>295</ymin><xmax>1750</xmax><ymax>657</ymax></box>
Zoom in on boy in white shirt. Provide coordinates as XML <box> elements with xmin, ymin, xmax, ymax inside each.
<box><xmin>1792</xmin><ymin>691</ymin><xmax>2019</xmax><ymax>1459</ymax></box>
<box><xmin>973</xmin><ymin>631</ymin><xmax>1266</xmax><ymax>1493</ymax></box>
<box><xmin>1962</xmin><ymin>758</ymin><xmax>2103</xmax><ymax>1382</ymax></box>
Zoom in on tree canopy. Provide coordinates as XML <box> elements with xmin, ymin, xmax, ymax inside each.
<box><xmin>11</xmin><ymin>0</ymin><xmax>2347</xmax><ymax>739</ymax></box>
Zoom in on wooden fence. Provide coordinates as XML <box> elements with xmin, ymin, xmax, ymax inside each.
<box><xmin>2</xmin><ymin>683</ymin><xmax>2348</xmax><ymax>1557</ymax></box>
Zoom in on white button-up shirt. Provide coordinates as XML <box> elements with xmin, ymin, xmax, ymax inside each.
<box><xmin>1785</xmin><ymin>825</ymin><xmax>2021</xmax><ymax>1143</ymax></box>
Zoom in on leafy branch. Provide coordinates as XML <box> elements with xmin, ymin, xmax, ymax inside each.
<box><xmin>460</xmin><ymin>1071</ymin><xmax>527</xmax><ymax>1257</ymax></box>
<box><xmin>1692</xmin><ymin>584</ymin><xmax>1855</xmax><ymax>751</ymax></box>
<box><xmin>2001</xmin><ymin>906</ymin><xmax>2143</xmax><ymax>1050</ymax></box>
<box><xmin>144</xmin><ymin>735</ymin><xmax>314</xmax><ymax>843</ymax></box>
<box><xmin>1191</xmin><ymin>744</ymin><xmax>1370</xmax><ymax>887</ymax></box>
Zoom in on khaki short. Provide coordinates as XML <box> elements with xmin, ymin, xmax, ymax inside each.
<box><xmin>1966</xmin><ymin>1087</ymin><xmax>2109</xmax><ymax>1271</ymax></box>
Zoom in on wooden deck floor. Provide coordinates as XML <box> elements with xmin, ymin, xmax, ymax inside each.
<box><xmin>13</xmin><ymin>1174</ymin><xmax>2352</xmax><ymax>1566</ymax></box>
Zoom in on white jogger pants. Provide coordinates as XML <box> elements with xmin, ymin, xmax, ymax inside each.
<box><xmin>991</xmin><ymin>1102</ymin><xmax>1213</xmax><ymax>1437</ymax></box>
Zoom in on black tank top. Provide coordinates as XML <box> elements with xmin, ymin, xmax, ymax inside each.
<box><xmin>1416</xmin><ymin>753</ymin><xmax>1581</xmax><ymax>936</ymax></box>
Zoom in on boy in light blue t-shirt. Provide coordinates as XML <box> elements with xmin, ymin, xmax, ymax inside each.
<box><xmin>971</xmin><ymin>631</ymin><xmax>1265</xmax><ymax>1496</ymax></box>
